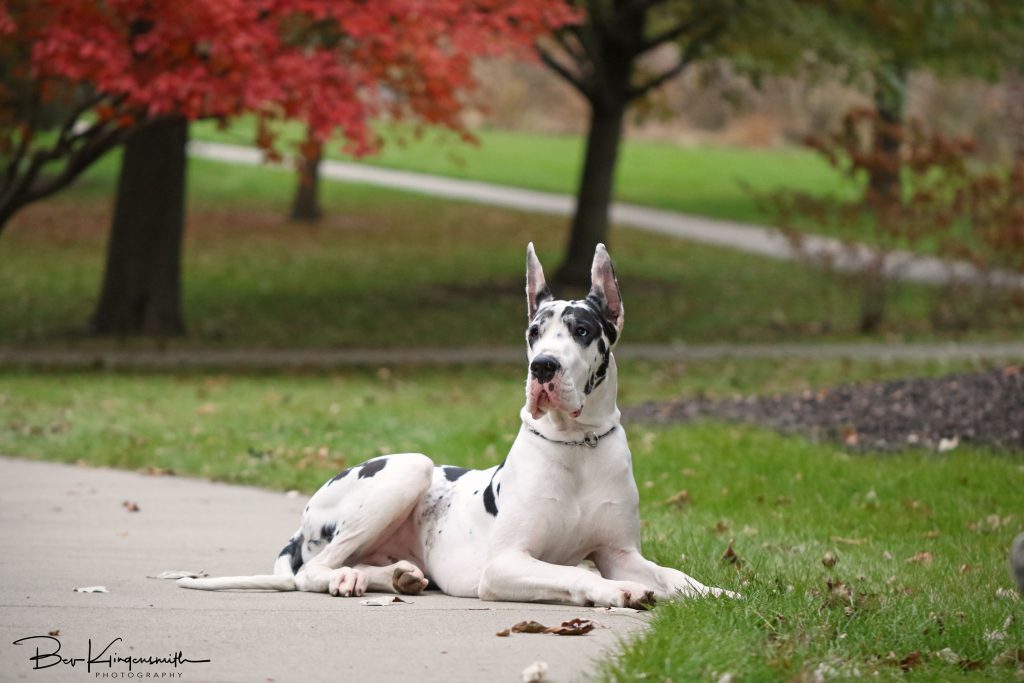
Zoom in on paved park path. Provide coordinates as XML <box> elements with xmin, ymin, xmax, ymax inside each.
<box><xmin>189</xmin><ymin>141</ymin><xmax>1024</xmax><ymax>289</ymax></box>
<box><xmin>0</xmin><ymin>456</ymin><xmax>648</xmax><ymax>682</ymax></box>
<box><xmin>2</xmin><ymin>341</ymin><xmax>1023</xmax><ymax>370</ymax></box>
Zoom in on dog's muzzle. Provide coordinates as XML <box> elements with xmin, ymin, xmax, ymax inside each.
<box><xmin>530</xmin><ymin>355</ymin><xmax>560</xmax><ymax>383</ymax></box>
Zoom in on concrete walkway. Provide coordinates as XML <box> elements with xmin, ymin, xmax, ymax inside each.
<box><xmin>189</xmin><ymin>141</ymin><xmax>1024</xmax><ymax>290</ymax></box>
<box><xmin>0</xmin><ymin>457</ymin><xmax>648</xmax><ymax>682</ymax></box>
<box><xmin>2</xmin><ymin>341</ymin><xmax>1023</xmax><ymax>370</ymax></box>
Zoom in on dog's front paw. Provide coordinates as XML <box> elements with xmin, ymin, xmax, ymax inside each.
<box><xmin>328</xmin><ymin>567</ymin><xmax>367</xmax><ymax>597</ymax></box>
<box><xmin>594</xmin><ymin>581</ymin><xmax>656</xmax><ymax>609</ymax></box>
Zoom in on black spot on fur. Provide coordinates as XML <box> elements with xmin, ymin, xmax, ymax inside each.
<box><xmin>358</xmin><ymin>458</ymin><xmax>388</xmax><ymax>479</ymax></box>
<box><xmin>482</xmin><ymin>461</ymin><xmax>504</xmax><ymax>517</ymax></box>
<box><xmin>535</xmin><ymin>286</ymin><xmax>553</xmax><ymax>311</ymax></box>
<box><xmin>583</xmin><ymin>293</ymin><xmax>619</xmax><ymax>345</ymax></box>
<box><xmin>443</xmin><ymin>466</ymin><xmax>470</xmax><ymax>482</ymax></box>
<box><xmin>278</xmin><ymin>533</ymin><xmax>304</xmax><ymax>574</ymax></box>
<box><xmin>329</xmin><ymin>467</ymin><xmax>351</xmax><ymax>484</ymax></box>
<box><xmin>483</xmin><ymin>483</ymin><xmax>498</xmax><ymax>516</ymax></box>
<box><xmin>320</xmin><ymin>522</ymin><xmax>337</xmax><ymax>542</ymax></box>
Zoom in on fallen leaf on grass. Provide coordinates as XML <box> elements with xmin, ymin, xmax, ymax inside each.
<box><xmin>995</xmin><ymin>588</ymin><xmax>1020</xmax><ymax>601</ymax></box>
<box><xmin>905</xmin><ymin>551</ymin><xmax>933</xmax><ymax>565</ymax></box>
<box><xmin>831</xmin><ymin>536</ymin><xmax>866</xmax><ymax>546</ymax></box>
<box><xmin>993</xmin><ymin>649</ymin><xmax>1024</xmax><ymax>667</ymax></box>
<box><xmin>821</xmin><ymin>552</ymin><xmax>838</xmax><ymax>568</ymax></box>
<box><xmin>147</xmin><ymin>570</ymin><xmax>208</xmax><ymax>580</ymax></box>
<box><xmin>73</xmin><ymin>586</ymin><xmax>108</xmax><ymax>593</ymax></box>
<box><xmin>520</xmin><ymin>661</ymin><xmax>548</xmax><ymax>683</ymax></box>
<box><xmin>121</xmin><ymin>500</ymin><xmax>140</xmax><ymax>512</ymax></box>
<box><xmin>934</xmin><ymin>647</ymin><xmax>961</xmax><ymax>664</ymax></box>
<box><xmin>898</xmin><ymin>651</ymin><xmax>922</xmax><ymax>671</ymax></box>
<box><xmin>817</xmin><ymin>579</ymin><xmax>879</xmax><ymax>615</ymax></box>
<box><xmin>720</xmin><ymin>540</ymin><xmax>744</xmax><ymax>568</ymax></box>
<box><xmin>664</xmin><ymin>489</ymin><xmax>691</xmax><ymax>509</ymax></box>
<box><xmin>360</xmin><ymin>596</ymin><xmax>409</xmax><ymax>606</ymax></box>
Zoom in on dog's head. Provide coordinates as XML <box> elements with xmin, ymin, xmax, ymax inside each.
<box><xmin>523</xmin><ymin>242</ymin><xmax>624</xmax><ymax>420</ymax></box>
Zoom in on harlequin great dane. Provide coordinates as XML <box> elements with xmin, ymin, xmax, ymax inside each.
<box><xmin>179</xmin><ymin>243</ymin><xmax>733</xmax><ymax>607</ymax></box>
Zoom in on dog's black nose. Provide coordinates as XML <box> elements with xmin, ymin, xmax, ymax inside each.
<box><xmin>530</xmin><ymin>355</ymin><xmax>560</xmax><ymax>383</ymax></box>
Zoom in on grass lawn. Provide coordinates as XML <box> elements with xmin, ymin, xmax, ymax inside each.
<box><xmin>1</xmin><ymin>356</ymin><xmax>1021</xmax><ymax>680</ymax></box>
<box><xmin>192</xmin><ymin>119</ymin><xmax>846</xmax><ymax>226</ymax></box>
<box><xmin>5</xmin><ymin>151</ymin><xmax>1020</xmax><ymax>349</ymax></box>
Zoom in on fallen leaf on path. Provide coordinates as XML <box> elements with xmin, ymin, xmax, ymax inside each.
<box><xmin>360</xmin><ymin>596</ymin><xmax>409</xmax><ymax>606</ymax></box>
<box><xmin>147</xmin><ymin>570</ymin><xmax>208</xmax><ymax>580</ymax></box>
<box><xmin>496</xmin><ymin>619</ymin><xmax>597</xmax><ymax>637</ymax></box>
<box><xmin>544</xmin><ymin>619</ymin><xmax>595</xmax><ymax>636</ymax></box>
<box><xmin>592</xmin><ymin>606</ymin><xmax>641</xmax><ymax>614</ymax></box>
<box><xmin>121</xmin><ymin>500</ymin><xmax>140</xmax><ymax>512</ymax></box>
<box><xmin>48</xmin><ymin>630</ymin><xmax>60</xmax><ymax>637</ymax></box>
<box><xmin>73</xmin><ymin>586</ymin><xmax>109</xmax><ymax>593</ymax></box>
<box><xmin>520</xmin><ymin>661</ymin><xmax>548</xmax><ymax>682</ymax></box>
<box><xmin>511</xmin><ymin>620</ymin><xmax>547</xmax><ymax>634</ymax></box>
<box><xmin>141</xmin><ymin>466</ymin><xmax>175</xmax><ymax>476</ymax></box>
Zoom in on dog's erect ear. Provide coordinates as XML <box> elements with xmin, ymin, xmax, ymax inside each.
<box><xmin>526</xmin><ymin>242</ymin><xmax>553</xmax><ymax>320</ymax></box>
<box><xmin>588</xmin><ymin>243</ymin><xmax>624</xmax><ymax>333</ymax></box>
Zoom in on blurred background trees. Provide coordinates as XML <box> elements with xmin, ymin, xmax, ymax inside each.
<box><xmin>2</xmin><ymin>0</ymin><xmax>1022</xmax><ymax>341</ymax></box>
<box><xmin>0</xmin><ymin>0</ymin><xmax>571</xmax><ymax>334</ymax></box>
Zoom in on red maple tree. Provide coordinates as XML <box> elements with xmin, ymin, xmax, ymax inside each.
<box><xmin>0</xmin><ymin>0</ymin><xmax>574</xmax><ymax>228</ymax></box>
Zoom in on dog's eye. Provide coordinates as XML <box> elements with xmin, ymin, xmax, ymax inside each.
<box><xmin>528</xmin><ymin>325</ymin><xmax>540</xmax><ymax>339</ymax></box>
<box><xmin>575</xmin><ymin>326</ymin><xmax>589</xmax><ymax>338</ymax></box>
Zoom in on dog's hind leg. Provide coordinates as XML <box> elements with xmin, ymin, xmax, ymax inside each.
<box><xmin>294</xmin><ymin>453</ymin><xmax>433</xmax><ymax>596</ymax></box>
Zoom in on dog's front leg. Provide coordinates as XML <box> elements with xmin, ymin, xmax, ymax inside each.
<box><xmin>592</xmin><ymin>548</ymin><xmax>738</xmax><ymax>600</ymax></box>
<box><xmin>479</xmin><ymin>550</ymin><xmax>655</xmax><ymax>608</ymax></box>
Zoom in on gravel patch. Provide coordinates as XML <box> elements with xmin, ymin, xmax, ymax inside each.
<box><xmin>624</xmin><ymin>366</ymin><xmax>1024</xmax><ymax>453</ymax></box>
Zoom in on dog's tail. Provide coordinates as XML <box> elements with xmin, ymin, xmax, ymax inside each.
<box><xmin>177</xmin><ymin>574</ymin><xmax>297</xmax><ymax>591</ymax></box>
<box><xmin>178</xmin><ymin>528</ymin><xmax>304</xmax><ymax>592</ymax></box>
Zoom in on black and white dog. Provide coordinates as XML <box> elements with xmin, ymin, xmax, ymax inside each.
<box><xmin>180</xmin><ymin>244</ymin><xmax>733</xmax><ymax>607</ymax></box>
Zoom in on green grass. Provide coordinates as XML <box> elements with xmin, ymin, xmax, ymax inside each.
<box><xmin>5</xmin><ymin>151</ymin><xmax>1020</xmax><ymax>349</ymax></box>
<box><xmin>1</xmin><ymin>357</ymin><xmax>1021</xmax><ymax>680</ymax></box>
<box><xmin>192</xmin><ymin>119</ymin><xmax>847</xmax><ymax>225</ymax></box>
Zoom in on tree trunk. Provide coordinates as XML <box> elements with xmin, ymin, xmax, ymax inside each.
<box><xmin>870</xmin><ymin>76</ymin><xmax>905</xmax><ymax>204</ymax></box>
<box><xmin>555</xmin><ymin>98</ymin><xmax>627</xmax><ymax>286</ymax></box>
<box><xmin>1006</xmin><ymin>71</ymin><xmax>1024</xmax><ymax>162</ymax></box>
<box><xmin>90</xmin><ymin>117</ymin><xmax>188</xmax><ymax>337</ymax></box>
<box><xmin>289</xmin><ymin>142</ymin><xmax>323</xmax><ymax>222</ymax></box>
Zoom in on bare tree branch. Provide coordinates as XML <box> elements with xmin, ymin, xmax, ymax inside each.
<box><xmin>628</xmin><ymin>20</ymin><xmax>726</xmax><ymax>99</ymax></box>
<box><xmin>536</xmin><ymin>43</ymin><xmax>595</xmax><ymax>100</ymax></box>
<box><xmin>640</xmin><ymin>16</ymin><xmax>704</xmax><ymax>53</ymax></box>
<box><xmin>552</xmin><ymin>25</ymin><xmax>589</xmax><ymax>65</ymax></box>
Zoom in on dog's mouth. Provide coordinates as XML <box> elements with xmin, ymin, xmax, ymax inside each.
<box><xmin>527</xmin><ymin>378</ymin><xmax>583</xmax><ymax>420</ymax></box>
